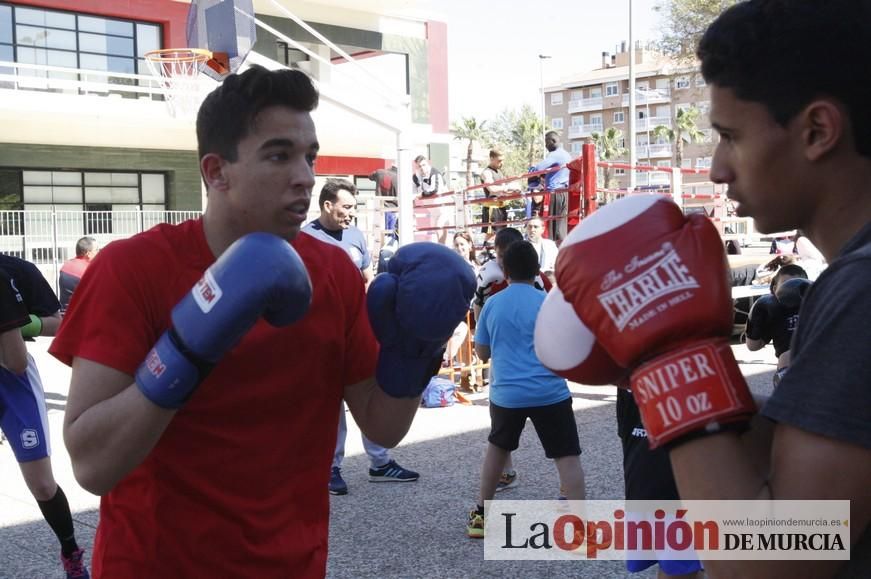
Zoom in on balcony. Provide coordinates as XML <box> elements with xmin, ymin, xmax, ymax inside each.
<box><xmin>636</xmin><ymin>143</ymin><xmax>672</xmax><ymax>159</ymax></box>
<box><xmin>635</xmin><ymin>116</ymin><xmax>672</xmax><ymax>132</ymax></box>
<box><xmin>568</xmin><ymin>123</ymin><xmax>603</xmax><ymax>139</ymax></box>
<box><xmin>567</xmin><ymin>96</ymin><xmax>603</xmax><ymax>113</ymax></box>
<box><xmin>622</xmin><ymin>88</ymin><xmax>671</xmax><ymax>107</ymax></box>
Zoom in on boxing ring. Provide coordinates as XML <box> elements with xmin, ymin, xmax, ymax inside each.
<box><xmin>357</xmin><ymin>144</ymin><xmax>770</xmax><ymax>389</ymax></box>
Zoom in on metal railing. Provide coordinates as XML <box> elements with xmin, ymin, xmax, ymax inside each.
<box><xmin>0</xmin><ymin>209</ymin><xmax>202</xmax><ymax>294</ymax></box>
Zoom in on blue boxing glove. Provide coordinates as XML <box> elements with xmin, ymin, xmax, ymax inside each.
<box><xmin>368</xmin><ymin>242</ymin><xmax>476</xmax><ymax>398</ymax></box>
<box><xmin>136</xmin><ymin>233</ymin><xmax>312</xmax><ymax>408</ymax></box>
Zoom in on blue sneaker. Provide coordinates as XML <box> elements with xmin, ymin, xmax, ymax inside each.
<box><xmin>61</xmin><ymin>548</ymin><xmax>90</xmax><ymax>578</ymax></box>
<box><xmin>329</xmin><ymin>467</ymin><xmax>348</xmax><ymax>495</ymax></box>
<box><xmin>368</xmin><ymin>460</ymin><xmax>419</xmax><ymax>483</ymax></box>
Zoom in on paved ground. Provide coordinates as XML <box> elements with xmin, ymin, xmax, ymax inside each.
<box><xmin>0</xmin><ymin>333</ymin><xmax>778</xmax><ymax>578</ymax></box>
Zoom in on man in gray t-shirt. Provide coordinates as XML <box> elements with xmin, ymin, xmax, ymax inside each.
<box><xmin>649</xmin><ymin>2</ymin><xmax>871</xmax><ymax>577</ymax></box>
<box><xmin>303</xmin><ymin>179</ymin><xmax>420</xmax><ymax>496</ymax></box>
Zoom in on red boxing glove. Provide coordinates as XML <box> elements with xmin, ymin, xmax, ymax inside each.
<box><xmin>556</xmin><ymin>195</ymin><xmax>755</xmax><ymax>448</ymax></box>
<box><xmin>534</xmin><ymin>287</ymin><xmax>626</xmax><ymax>385</ymax></box>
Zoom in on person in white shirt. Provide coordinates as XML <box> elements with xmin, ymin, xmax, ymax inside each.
<box><xmin>525</xmin><ymin>217</ymin><xmax>558</xmax><ymax>285</ymax></box>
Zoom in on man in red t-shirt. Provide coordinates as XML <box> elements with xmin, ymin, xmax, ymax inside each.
<box><xmin>51</xmin><ymin>66</ymin><xmax>474</xmax><ymax>578</ymax></box>
<box><xmin>58</xmin><ymin>236</ymin><xmax>98</xmax><ymax>311</ymax></box>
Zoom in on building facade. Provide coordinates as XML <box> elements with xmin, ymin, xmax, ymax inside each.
<box><xmin>1</xmin><ymin>0</ymin><xmax>451</xmax><ymax>283</ymax></box>
<box><xmin>544</xmin><ymin>42</ymin><xmax>715</xmax><ymax>191</ymax></box>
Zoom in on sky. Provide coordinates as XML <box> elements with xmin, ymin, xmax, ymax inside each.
<box><xmin>440</xmin><ymin>0</ymin><xmax>663</xmax><ymax>122</ymax></box>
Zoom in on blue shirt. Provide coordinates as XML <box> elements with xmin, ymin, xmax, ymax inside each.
<box><xmin>475</xmin><ymin>283</ymin><xmax>569</xmax><ymax>408</ymax></box>
<box><xmin>302</xmin><ymin>220</ymin><xmax>371</xmax><ymax>272</ymax></box>
<box><xmin>534</xmin><ymin>146</ymin><xmax>572</xmax><ymax>190</ymax></box>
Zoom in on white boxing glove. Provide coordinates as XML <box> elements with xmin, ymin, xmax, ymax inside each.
<box><xmin>475</xmin><ymin>259</ymin><xmax>506</xmax><ymax>307</ymax></box>
<box><xmin>534</xmin><ymin>287</ymin><xmax>625</xmax><ymax>385</ymax></box>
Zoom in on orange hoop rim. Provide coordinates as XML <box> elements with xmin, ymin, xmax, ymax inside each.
<box><xmin>144</xmin><ymin>48</ymin><xmax>212</xmax><ymax>64</ymax></box>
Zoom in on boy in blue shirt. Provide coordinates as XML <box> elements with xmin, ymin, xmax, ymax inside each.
<box><xmin>467</xmin><ymin>241</ymin><xmax>586</xmax><ymax>538</ymax></box>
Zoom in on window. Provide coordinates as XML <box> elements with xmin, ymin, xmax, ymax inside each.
<box><xmin>656</xmin><ymin>160</ymin><xmax>671</xmax><ymax>167</ymax></box>
<box><xmin>589</xmin><ymin>86</ymin><xmax>602</xmax><ymax>98</ymax></box>
<box><xmin>605</xmin><ymin>82</ymin><xmax>619</xmax><ymax>96</ymax></box>
<box><xmin>613</xmin><ymin>111</ymin><xmax>624</xmax><ymax>123</ymax></box>
<box><xmin>550</xmin><ymin>92</ymin><xmax>563</xmax><ymax>105</ymax></box>
<box><xmin>696</xmin><ymin>100</ymin><xmax>711</xmax><ymax>114</ymax></box>
<box><xmin>615</xmin><ymin>168</ymin><xmax>626</xmax><ymax>175</ymax></box>
<box><xmin>589</xmin><ymin>113</ymin><xmax>602</xmax><ymax>128</ymax></box>
<box><xmin>1</xmin><ymin>4</ymin><xmax>161</xmax><ymax>84</ymax></box>
<box><xmin>695</xmin><ymin>75</ymin><xmax>706</xmax><ymax>87</ymax></box>
<box><xmin>571</xmin><ymin>115</ymin><xmax>584</xmax><ymax>127</ymax></box>
<box><xmin>676</xmin><ymin>77</ymin><xmax>691</xmax><ymax>89</ymax></box>
<box><xmin>19</xmin><ymin>169</ymin><xmax>165</xmax><ymax>208</ymax></box>
<box><xmin>700</xmin><ymin>129</ymin><xmax>713</xmax><ymax>143</ymax></box>
<box><xmin>681</xmin><ymin>158</ymin><xmax>692</xmax><ymax>169</ymax></box>
<box><xmin>551</xmin><ymin>117</ymin><xmax>564</xmax><ymax>130</ymax></box>
<box><xmin>570</xmin><ymin>90</ymin><xmax>582</xmax><ymax>100</ymax></box>
<box><xmin>696</xmin><ymin>156</ymin><xmax>712</xmax><ymax>169</ymax></box>
<box><xmin>570</xmin><ymin>142</ymin><xmax>582</xmax><ymax>154</ymax></box>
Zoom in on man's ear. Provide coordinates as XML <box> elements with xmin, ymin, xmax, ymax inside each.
<box><xmin>201</xmin><ymin>153</ymin><xmax>229</xmax><ymax>191</ymax></box>
<box><xmin>800</xmin><ymin>100</ymin><xmax>844</xmax><ymax>162</ymax></box>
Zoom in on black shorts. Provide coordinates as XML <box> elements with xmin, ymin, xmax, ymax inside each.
<box><xmin>488</xmin><ymin>397</ymin><xmax>580</xmax><ymax>458</ymax></box>
<box><xmin>616</xmin><ymin>389</ymin><xmax>680</xmax><ymax>500</ymax></box>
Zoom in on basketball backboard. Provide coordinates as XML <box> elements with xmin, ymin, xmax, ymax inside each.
<box><xmin>186</xmin><ymin>0</ymin><xmax>257</xmax><ymax>80</ymax></box>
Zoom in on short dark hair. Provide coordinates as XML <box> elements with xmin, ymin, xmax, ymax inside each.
<box><xmin>493</xmin><ymin>227</ymin><xmax>523</xmax><ymax>251</ymax></box>
<box><xmin>196</xmin><ymin>65</ymin><xmax>319</xmax><ymax>163</ymax></box>
<box><xmin>75</xmin><ymin>236</ymin><xmax>97</xmax><ymax>257</ymax></box>
<box><xmin>771</xmin><ymin>264</ymin><xmax>809</xmax><ymax>293</ymax></box>
<box><xmin>319</xmin><ymin>178</ymin><xmax>357</xmax><ymax>208</ymax></box>
<box><xmin>698</xmin><ymin>0</ymin><xmax>871</xmax><ymax>157</ymax></box>
<box><xmin>545</xmin><ymin>131</ymin><xmax>560</xmax><ymax>141</ymax></box>
<box><xmin>502</xmin><ymin>241</ymin><xmax>539</xmax><ymax>282</ymax></box>
<box><xmin>414</xmin><ymin>155</ymin><xmax>428</xmax><ymax>165</ymax></box>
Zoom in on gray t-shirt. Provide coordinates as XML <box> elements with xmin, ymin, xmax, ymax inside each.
<box><xmin>763</xmin><ymin>222</ymin><xmax>871</xmax><ymax>575</ymax></box>
<box><xmin>302</xmin><ymin>221</ymin><xmax>371</xmax><ymax>273</ymax></box>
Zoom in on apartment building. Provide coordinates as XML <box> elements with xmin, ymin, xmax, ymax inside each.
<box><xmin>544</xmin><ymin>41</ymin><xmax>715</xmax><ymax>191</ymax></box>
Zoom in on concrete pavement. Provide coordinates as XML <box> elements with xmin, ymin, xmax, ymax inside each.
<box><xmin>0</xmin><ymin>337</ymin><xmax>778</xmax><ymax>578</ymax></box>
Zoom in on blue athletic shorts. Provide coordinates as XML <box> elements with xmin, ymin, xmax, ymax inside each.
<box><xmin>0</xmin><ymin>355</ymin><xmax>51</xmax><ymax>462</ymax></box>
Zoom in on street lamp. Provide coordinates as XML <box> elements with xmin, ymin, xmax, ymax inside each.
<box><xmin>539</xmin><ymin>54</ymin><xmax>551</xmax><ymax>138</ymax></box>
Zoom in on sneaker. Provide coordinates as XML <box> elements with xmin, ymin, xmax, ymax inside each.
<box><xmin>328</xmin><ymin>467</ymin><xmax>348</xmax><ymax>495</ymax></box>
<box><xmin>61</xmin><ymin>548</ymin><xmax>90</xmax><ymax>579</ymax></box>
<box><xmin>368</xmin><ymin>460</ymin><xmax>419</xmax><ymax>483</ymax></box>
<box><xmin>495</xmin><ymin>470</ymin><xmax>518</xmax><ymax>493</ymax></box>
<box><xmin>467</xmin><ymin>507</ymin><xmax>485</xmax><ymax>538</ymax></box>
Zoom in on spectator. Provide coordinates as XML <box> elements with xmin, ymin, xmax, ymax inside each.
<box><xmin>524</xmin><ymin>217</ymin><xmax>558</xmax><ymax>285</ymax></box>
<box><xmin>58</xmin><ymin>236</ymin><xmax>98</xmax><ymax>310</ymax></box>
<box><xmin>303</xmin><ymin>179</ymin><xmax>419</xmax><ymax>496</ymax></box>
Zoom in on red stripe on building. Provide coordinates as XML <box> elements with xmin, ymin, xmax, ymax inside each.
<box><xmin>11</xmin><ymin>0</ymin><xmax>189</xmax><ymax>49</ymax></box>
<box><xmin>425</xmin><ymin>20</ymin><xmax>449</xmax><ymax>134</ymax></box>
<box><xmin>316</xmin><ymin>156</ymin><xmax>391</xmax><ymax>176</ymax></box>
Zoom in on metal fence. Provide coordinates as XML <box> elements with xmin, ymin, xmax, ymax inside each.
<box><xmin>0</xmin><ymin>209</ymin><xmax>202</xmax><ymax>294</ymax></box>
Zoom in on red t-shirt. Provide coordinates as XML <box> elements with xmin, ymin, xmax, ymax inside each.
<box><xmin>50</xmin><ymin>219</ymin><xmax>377</xmax><ymax>578</ymax></box>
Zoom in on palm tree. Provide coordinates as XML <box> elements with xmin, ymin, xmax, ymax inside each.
<box><xmin>590</xmin><ymin>127</ymin><xmax>628</xmax><ymax>202</ymax></box>
<box><xmin>511</xmin><ymin>108</ymin><xmax>546</xmax><ymax>170</ymax></box>
<box><xmin>652</xmin><ymin>106</ymin><xmax>705</xmax><ymax>169</ymax></box>
<box><xmin>451</xmin><ymin>117</ymin><xmax>488</xmax><ymax>187</ymax></box>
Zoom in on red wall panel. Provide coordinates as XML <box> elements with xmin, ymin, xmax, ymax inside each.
<box><xmin>10</xmin><ymin>0</ymin><xmax>189</xmax><ymax>48</ymax></box>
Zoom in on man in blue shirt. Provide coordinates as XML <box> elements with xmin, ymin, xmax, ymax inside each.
<box><xmin>533</xmin><ymin>131</ymin><xmax>572</xmax><ymax>244</ymax></box>
<box><xmin>302</xmin><ymin>179</ymin><xmax>419</xmax><ymax>495</ymax></box>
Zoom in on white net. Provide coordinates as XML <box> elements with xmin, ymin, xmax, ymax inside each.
<box><xmin>145</xmin><ymin>49</ymin><xmax>211</xmax><ymax>119</ymax></box>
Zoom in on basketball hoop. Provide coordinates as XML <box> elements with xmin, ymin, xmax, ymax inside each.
<box><xmin>145</xmin><ymin>48</ymin><xmax>212</xmax><ymax>119</ymax></box>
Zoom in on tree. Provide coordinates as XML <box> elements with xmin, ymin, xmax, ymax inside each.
<box><xmin>652</xmin><ymin>106</ymin><xmax>706</xmax><ymax>169</ymax></box>
<box><xmin>654</xmin><ymin>0</ymin><xmax>738</xmax><ymax>62</ymax></box>
<box><xmin>488</xmin><ymin>105</ymin><xmax>546</xmax><ymax>179</ymax></box>
<box><xmin>451</xmin><ymin>117</ymin><xmax>488</xmax><ymax>188</ymax></box>
<box><xmin>590</xmin><ymin>127</ymin><xmax>627</xmax><ymax>202</ymax></box>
